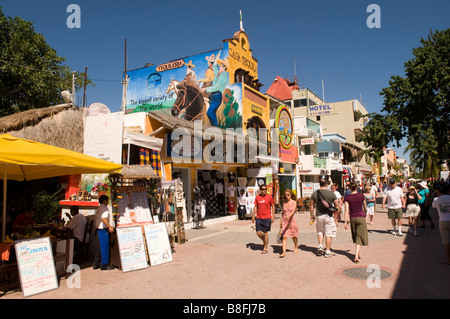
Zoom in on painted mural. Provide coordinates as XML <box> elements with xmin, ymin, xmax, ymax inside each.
<box><xmin>126</xmin><ymin>49</ymin><xmax>243</xmax><ymax>130</ymax></box>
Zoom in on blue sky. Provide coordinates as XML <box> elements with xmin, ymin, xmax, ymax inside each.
<box><xmin>2</xmin><ymin>0</ymin><xmax>449</xmax><ymax>159</ymax></box>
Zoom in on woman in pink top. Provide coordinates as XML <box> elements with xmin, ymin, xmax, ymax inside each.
<box><xmin>344</xmin><ymin>182</ymin><xmax>368</xmax><ymax>263</ymax></box>
<box><xmin>279</xmin><ymin>189</ymin><xmax>299</xmax><ymax>258</ymax></box>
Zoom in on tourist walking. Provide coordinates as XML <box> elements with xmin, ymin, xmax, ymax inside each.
<box><xmin>417</xmin><ymin>181</ymin><xmax>435</xmax><ymax>229</ymax></box>
<box><xmin>344</xmin><ymin>182</ymin><xmax>369</xmax><ymax>263</ymax></box>
<box><xmin>405</xmin><ymin>185</ymin><xmax>421</xmax><ymax>236</ymax></box>
<box><xmin>251</xmin><ymin>185</ymin><xmax>275</xmax><ymax>254</ymax></box>
<box><xmin>382</xmin><ymin>179</ymin><xmax>406</xmax><ymax>236</ymax></box>
<box><xmin>363</xmin><ymin>186</ymin><xmax>376</xmax><ymax>225</ymax></box>
<box><xmin>310</xmin><ymin>179</ymin><xmax>341</xmax><ymax>258</ymax></box>
<box><xmin>278</xmin><ymin>189</ymin><xmax>299</xmax><ymax>258</ymax></box>
<box><xmin>432</xmin><ymin>183</ymin><xmax>450</xmax><ymax>265</ymax></box>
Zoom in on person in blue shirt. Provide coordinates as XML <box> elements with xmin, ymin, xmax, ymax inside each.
<box><xmin>417</xmin><ymin>181</ymin><xmax>435</xmax><ymax>229</ymax></box>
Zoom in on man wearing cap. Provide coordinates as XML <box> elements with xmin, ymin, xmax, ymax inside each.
<box><xmin>382</xmin><ymin>179</ymin><xmax>406</xmax><ymax>236</ymax></box>
<box><xmin>201</xmin><ymin>57</ymin><xmax>229</xmax><ymax>126</ymax></box>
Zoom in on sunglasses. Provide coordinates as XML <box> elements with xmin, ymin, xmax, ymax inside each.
<box><xmin>261</xmin><ymin>188</ymin><xmax>267</xmax><ymax>191</ymax></box>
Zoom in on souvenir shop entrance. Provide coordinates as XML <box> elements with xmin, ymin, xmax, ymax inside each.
<box><xmin>172</xmin><ymin>168</ymin><xmax>191</xmax><ymax>222</ymax></box>
<box><xmin>196</xmin><ymin>169</ymin><xmax>227</xmax><ymax>216</ymax></box>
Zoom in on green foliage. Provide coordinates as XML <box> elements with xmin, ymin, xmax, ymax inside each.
<box><xmin>362</xmin><ymin>29</ymin><xmax>450</xmax><ymax>172</ymax></box>
<box><xmin>0</xmin><ymin>7</ymin><xmax>93</xmax><ymax>116</ymax></box>
<box><xmin>32</xmin><ymin>189</ymin><xmax>62</xmax><ymax>224</ymax></box>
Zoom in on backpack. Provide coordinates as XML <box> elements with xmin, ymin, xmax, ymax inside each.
<box><xmin>317</xmin><ymin>190</ymin><xmax>338</xmax><ymax>217</ymax></box>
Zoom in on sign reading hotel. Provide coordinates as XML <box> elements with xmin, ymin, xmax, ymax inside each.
<box><xmin>308</xmin><ymin>104</ymin><xmax>336</xmax><ymax>117</ymax></box>
<box><xmin>275</xmin><ymin>106</ymin><xmax>293</xmax><ymax>149</ymax></box>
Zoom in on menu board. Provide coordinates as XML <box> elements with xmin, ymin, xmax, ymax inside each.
<box><xmin>143</xmin><ymin>223</ymin><xmax>173</xmax><ymax>266</ymax></box>
<box><xmin>14</xmin><ymin>237</ymin><xmax>58</xmax><ymax>297</ymax></box>
<box><xmin>116</xmin><ymin>226</ymin><xmax>148</xmax><ymax>272</ymax></box>
<box><xmin>116</xmin><ymin>191</ymin><xmax>153</xmax><ymax>227</ymax></box>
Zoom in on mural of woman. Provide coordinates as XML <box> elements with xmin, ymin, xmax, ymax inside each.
<box><xmin>201</xmin><ymin>56</ymin><xmax>229</xmax><ymax>126</ymax></box>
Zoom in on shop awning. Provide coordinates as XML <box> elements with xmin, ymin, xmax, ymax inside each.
<box><xmin>123</xmin><ymin>131</ymin><xmax>163</xmax><ymax>152</ymax></box>
<box><xmin>110</xmin><ymin>164</ymin><xmax>159</xmax><ymax>179</ymax></box>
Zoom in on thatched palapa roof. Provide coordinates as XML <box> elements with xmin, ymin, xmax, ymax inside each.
<box><xmin>0</xmin><ymin>104</ymin><xmax>85</xmax><ymax>153</ymax></box>
<box><xmin>114</xmin><ymin>165</ymin><xmax>159</xmax><ymax>179</ymax></box>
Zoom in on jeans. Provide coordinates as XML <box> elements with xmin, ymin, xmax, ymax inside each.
<box><xmin>206</xmin><ymin>91</ymin><xmax>222</xmax><ymax>126</ymax></box>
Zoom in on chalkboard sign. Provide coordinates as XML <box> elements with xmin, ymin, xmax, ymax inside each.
<box><xmin>14</xmin><ymin>237</ymin><xmax>58</xmax><ymax>297</ymax></box>
<box><xmin>143</xmin><ymin>223</ymin><xmax>173</xmax><ymax>266</ymax></box>
<box><xmin>116</xmin><ymin>226</ymin><xmax>148</xmax><ymax>272</ymax></box>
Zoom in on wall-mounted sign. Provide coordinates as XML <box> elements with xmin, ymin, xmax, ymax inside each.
<box><xmin>301</xmin><ymin>138</ymin><xmax>315</xmax><ymax>145</ymax></box>
<box><xmin>308</xmin><ymin>104</ymin><xmax>336</xmax><ymax>117</ymax></box>
<box><xmin>251</xmin><ymin>104</ymin><xmax>262</xmax><ymax>116</ymax></box>
<box><xmin>275</xmin><ymin>106</ymin><xmax>293</xmax><ymax>149</ymax></box>
<box><xmin>156</xmin><ymin>60</ymin><xmax>185</xmax><ymax>72</ymax></box>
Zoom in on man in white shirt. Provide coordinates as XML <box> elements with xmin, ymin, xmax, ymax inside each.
<box><xmin>66</xmin><ymin>206</ymin><xmax>88</xmax><ymax>244</ymax></box>
<box><xmin>382</xmin><ymin>179</ymin><xmax>406</xmax><ymax>236</ymax></box>
<box><xmin>93</xmin><ymin>195</ymin><xmax>114</xmax><ymax>270</ymax></box>
<box><xmin>432</xmin><ymin>183</ymin><xmax>450</xmax><ymax>265</ymax></box>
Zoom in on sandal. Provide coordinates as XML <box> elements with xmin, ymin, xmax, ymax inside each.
<box><xmin>353</xmin><ymin>259</ymin><xmax>360</xmax><ymax>264</ymax></box>
<box><xmin>261</xmin><ymin>250</ymin><xmax>268</xmax><ymax>254</ymax></box>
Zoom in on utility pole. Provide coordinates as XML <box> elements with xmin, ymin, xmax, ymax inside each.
<box><xmin>83</xmin><ymin>66</ymin><xmax>88</xmax><ymax>108</ymax></box>
<box><xmin>72</xmin><ymin>71</ymin><xmax>76</xmax><ymax>107</ymax></box>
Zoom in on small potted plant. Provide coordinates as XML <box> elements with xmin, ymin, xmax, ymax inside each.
<box><xmin>92</xmin><ymin>182</ymin><xmax>109</xmax><ymax>197</ymax></box>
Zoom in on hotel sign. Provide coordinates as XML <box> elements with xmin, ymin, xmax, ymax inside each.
<box><xmin>301</xmin><ymin>138</ymin><xmax>314</xmax><ymax>145</ymax></box>
<box><xmin>308</xmin><ymin>104</ymin><xmax>336</xmax><ymax>117</ymax></box>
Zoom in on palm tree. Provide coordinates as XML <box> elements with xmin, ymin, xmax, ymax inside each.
<box><xmin>405</xmin><ymin>132</ymin><xmax>442</xmax><ymax>178</ymax></box>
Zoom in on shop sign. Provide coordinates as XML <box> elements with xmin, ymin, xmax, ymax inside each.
<box><xmin>251</xmin><ymin>104</ymin><xmax>263</xmax><ymax>115</ymax></box>
<box><xmin>275</xmin><ymin>106</ymin><xmax>293</xmax><ymax>149</ymax></box>
<box><xmin>280</xmin><ymin>145</ymin><xmax>298</xmax><ymax>163</ymax></box>
<box><xmin>15</xmin><ymin>237</ymin><xmax>58</xmax><ymax>297</ymax></box>
<box><xmin>301</xmin><ymin>182</ymin><xmax>314</xmax><ymax>197</ymax></box>
<box><xmin>116</xmin><ymin>226</ymin><xmax>148</xmax><ymax>272</ymax></box>
<box><xmin>156</xmin><ymin>59</ymin><xmax>185</xmax><ymax>72</ymax></box>
<box><xmin>144</xmin><ymin>223</ymin><xmax>173</xmax><ymax>266</ymax></box>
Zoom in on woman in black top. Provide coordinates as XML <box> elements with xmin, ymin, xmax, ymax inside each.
<box><xmin>405</xmin><ymin>186</ymin><xmax>422</xmax><ymax>236</ymax></box>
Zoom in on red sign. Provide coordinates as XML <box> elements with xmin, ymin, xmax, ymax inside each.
<box><xmin>279</xmin><ymin>145</ymin><xmax>298</xmax><ymax>163</ymax></box>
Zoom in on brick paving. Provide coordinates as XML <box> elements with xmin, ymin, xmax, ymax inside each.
<box><xmin>1</xmin><ymin>197</ymin><xmax>449</xmax><ymax>300</ymax></box>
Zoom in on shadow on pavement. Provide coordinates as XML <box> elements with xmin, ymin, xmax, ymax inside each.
<box><xmin>391</xmin><ymin>208</ymin><xmax>450</xmax><ymax>299</ymax></box>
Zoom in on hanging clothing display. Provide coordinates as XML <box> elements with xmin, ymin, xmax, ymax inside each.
<box><xmin>192</xmin><ymin>185</ymin><xmax>206</xmax><ymax>229</ymax></box>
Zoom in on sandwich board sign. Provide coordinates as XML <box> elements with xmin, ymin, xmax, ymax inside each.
<box><xmin>14</xmin><ymin>237</ymin><xmax>59</xmax><ymax>297</ymax></box>
<box><xmin>143</xmin><ymin>223</ymin><xmax>172</xmax><ymax>266</ymax></box>
<box><xmin>116</xmin><ymin>226</ymin><xmax>148</xmax><ymax>272</ymax></box>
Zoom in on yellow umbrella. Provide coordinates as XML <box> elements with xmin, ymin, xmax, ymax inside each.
<box><xmin>1</xmin><ymin>134</ymin><xmax>123</xmax><ymax>241</ymax></box>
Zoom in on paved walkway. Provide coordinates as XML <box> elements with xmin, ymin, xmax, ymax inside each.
<box><xmin>1</xmin><ymin>198</ymin><xmax>449</xmax><ymax>300</ymax></box>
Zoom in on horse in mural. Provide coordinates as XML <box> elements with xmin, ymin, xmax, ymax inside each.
<box><xmin>170</xmin><ymin>74</ymin><xmax>206</xmax><ymax>122</ymax></box>
<box><xmin>166</xmin><ymin>78</ymin><xmax>180</xmax><ymax>95</ymax></box>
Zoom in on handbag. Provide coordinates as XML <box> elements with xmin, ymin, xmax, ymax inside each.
<box><xmin>317</xmin><ymin>190</ymin><xmax>338</xmax><ymax>217</ymax></box>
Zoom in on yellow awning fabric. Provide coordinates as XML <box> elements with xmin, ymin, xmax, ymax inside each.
<box><xmin>0</xmin><ymin>134</ymin><xmax>122</xmax><ymax>181</ymax></box>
